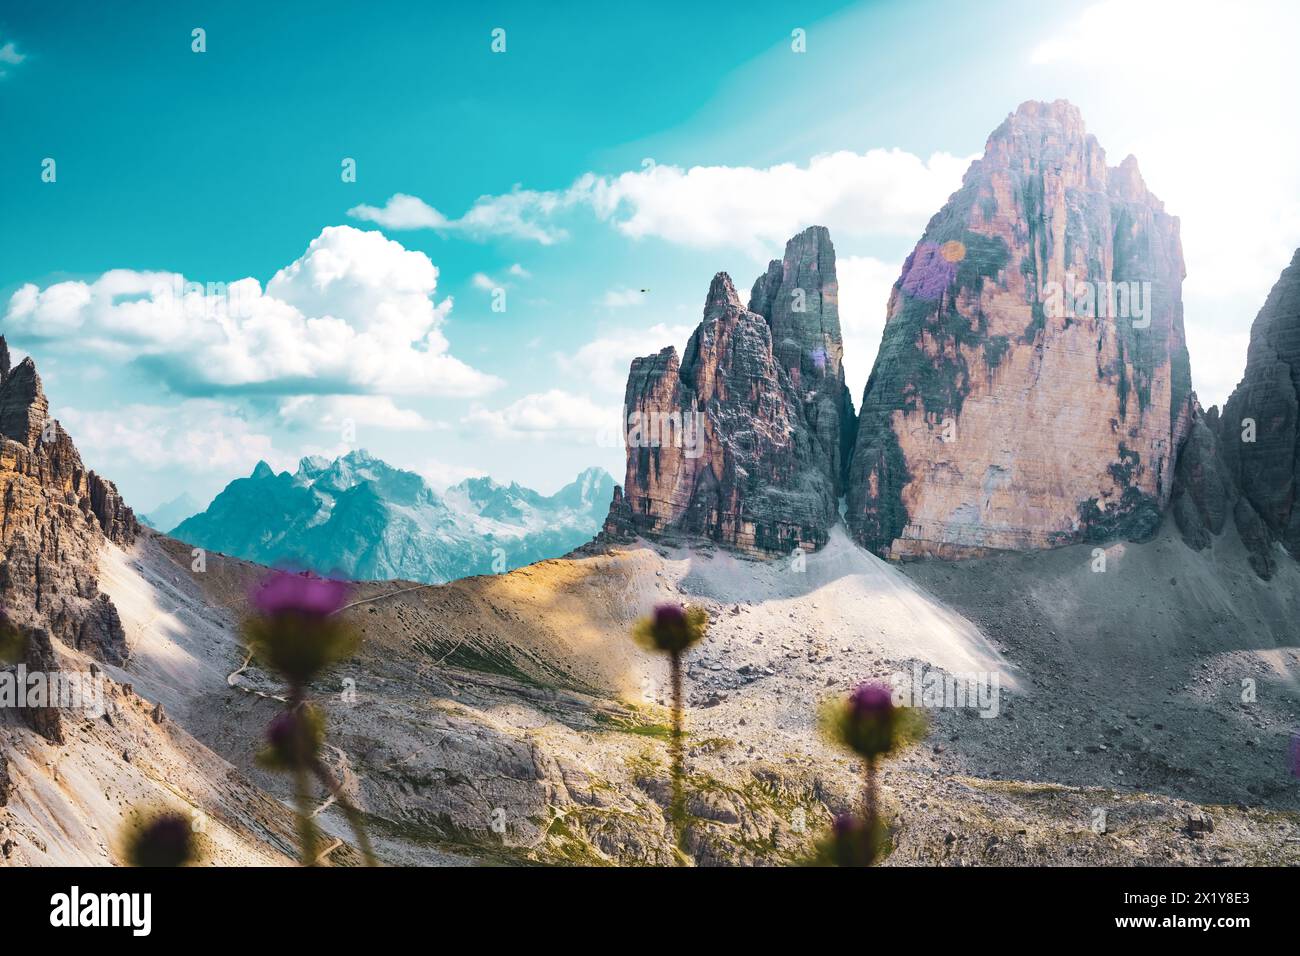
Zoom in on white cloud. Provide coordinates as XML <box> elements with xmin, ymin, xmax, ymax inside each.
<box><xmin>836</xmin><ymin>255</ymin><xmax>899</xmax><ymax>404</ymax></box>
<box><xmin>346</xmin><ymin>193</ymin><xmax>448</xmax><ymax>230</ymax></box>
<box><xmin>463</xmin><ymin>389</ymin><xmax>617</xmax><ymax>442</ymax></box>
<box><xmin>277</xmin><ymin>395</ymin><xmax>436</xmax><ymax>432</ymax></box>
<box><xmin>470</xmin><ymin>263</ymin><xmax>532</xmax><ymax>293</ymax></box>
<box><xmin>418</xmin><ymin>459</ymin><xmax>487</xmax><ymax>492</ymax></box>
<box><xmin>59</xmin><ymin>401</ymin><xmax>282</xmax><ymax>475</ymax></box>
<box><xmin>585</xmin><ymin>151</ymin><xmax>972</xmax><ymax>256</ymax></box>
<box><xmin>557</xmin><ymin>322</ymin><xmax>694</xmax><ymax>395</ymax></box>
<box><xmin>350</xmin><ymin>149</ymin><xmax>972</xmax><ymax>258</ymax></box>
<box><xmin>0</xmin><ymin>40</ymin><xmax>23</xmax><ymax>77</ymax></box>
<box><xmin>4</xmin><ymin>225</ymin><xmax>501</xmax><ymax>398</ymax></box>
<box><xmin>599</xmin><ymin>288</ymin><xmax>646</xmax><ymax>308</ymax></box>
<box><xmin>349</xmin><ymin>191</ymin><xmax>570</xmax><ymax>244</ymax></box>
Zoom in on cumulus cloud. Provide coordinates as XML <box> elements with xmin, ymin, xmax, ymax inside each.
<box><xmin>277</xmin><ymin>395</ymin><xmax>437</xmax><ymax>432</ymax></box>
<box><xmin>59</xmin><ymin>401</ymin><xmax>282</xmax><ymax>475</ymax></box>
<box><xmin>462</xmin><ymin>389</ymin><xmax>617</xmax><ymax>442</ymax></box>
<box><xmin>349</xmin><ymin>149</ymin><xmax>971</xmax><ymax>258</ymax></box>
<box><xmin>556</xmin><ymin>322</ymin><xmax>694</xmax><ymax>395</ymax></box>
<box><xmin>3</xmin><ymin>225</ymin><xmax>500</xmax><ymax>398</ymax></box>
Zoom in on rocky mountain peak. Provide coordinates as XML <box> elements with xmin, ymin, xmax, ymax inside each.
<box><xmin>844</xmin><ymin>100</ymin><xmax>1191</xmax><ymax>558</ymax></box>
<box><xmin>0</xmin><ymin>356</ymin><xmax>51</xmax><ymax>450</ymax></box>
<box><xmin>0</xmin><ymin>338</ymin><xmax>137</xmax><ymax>740</ymax></box>
<box><xmin>703</xmin><ymin>271</ymin><xmax>743</xmax><ymax>315</ymax></box>
<box><xmin>748</xmin><ymin>223</ymin><xmax>854</xmax><ymax>493</ymax></box>
<box><xmin>604</xmin><ymin>229</ymin><xmax>844</xmax><ymax>553</ymax></box>
<box><xmin>1213</xmin><ymin>246</ymin><xmax>1300</xmax><ymax>571</ymax></box>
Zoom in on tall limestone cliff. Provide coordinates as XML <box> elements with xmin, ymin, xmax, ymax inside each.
<box><xmin>603</xmin><ymin>263</ymin><xmax>842</xmax><ymax>554</ymax></box>
<box><xmin>845</xmin><ymin>100</ymin><xmax>1192</xmax><ymax>559</ymax></box>
<box><xmin>0</xmin><ymin>337</ymin><xmax>138</xmax><ymax>739</ymax></box>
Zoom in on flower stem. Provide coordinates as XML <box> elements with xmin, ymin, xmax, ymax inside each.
<box><xmin>293</xmin><ymin>763</ymin><xmax>317</xmax><ymax>866</ymax></box>
<box><xmin>311</xmin><ymin>758</ymin><xmax>378</xmax><ymax>866</ymax></box>
<box><xmin>864</xmin><ymin>755</ymin><xmax>878</xmax><ymax>867</ymax></box>
<box><xmin>669</xmin><ymin>649</ymin><xmax>685</xmax><ymax>860</ymax></box>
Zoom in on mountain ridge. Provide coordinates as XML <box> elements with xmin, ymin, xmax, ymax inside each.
<box><xmin>170</xmin><ymin>450</ymin><xmax>615</xmax><ymax>584</ymax></box>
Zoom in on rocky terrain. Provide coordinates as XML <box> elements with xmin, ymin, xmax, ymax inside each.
<box><xmin>0</xmin><ymin>336</ymin><xmax>137</xmax><ymax>742</ymax></box>
<box><xmin>171</xmin><ymin>450</ymin><xmax>614</xmax><ymax>584</ymax></box>
<box><xmin>0</xmin><ymin>339</ymin><xmax>344</xmax><ymax>865</ymax></box>
<box><xmin>9</xmin><ymin>516</ymin><xmax>1293</xmax><ymax>867</ymax></box>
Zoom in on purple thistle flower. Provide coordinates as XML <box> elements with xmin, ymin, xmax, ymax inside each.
<box><xmin>837</xmin><ymin>681</ymin><xmax>900</xmax><ymax>759</ymax></box>
<box><xmin>829</xmin><ymin>813</ymin><xmax>876</xmax><ymax>867</ymax></box>
<box><xmin>653</xmin><ymin>603</ymin><xmax>687</xmax><ymax>630</ymax></box>
<box><xmin>1290</xmin><ymin>733</ymin><xmax>1300</xmax><ymax>779</ymax></box>
<box><xmin>252</xmin><ymin>570</ymin><xmax>348</xmax><ymax>618</ymax></box>
<box><xmin>849</xmin><ymin>682</ymin><xmax>894</xmax><ymax>718</ymax></box>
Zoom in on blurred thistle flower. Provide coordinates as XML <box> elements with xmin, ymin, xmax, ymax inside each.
<box><xmin>808</xmin><ymin>813</ymin><xmax>889</xmax><ymax>867</ymax></box>
<box><xmin>243</xmin><ymin>570</ymin><xmax>358</xmax><ymax>686</ymax></box>
<box><xmin>124</xmin><ymin>811</ymin><xmax>199</xmax><ymax>868</ymax></box>
<box><xmin>629</xmin><ymin>603</ymin><xmax>710</xmax><ymax>862</ymax></box>
<box><xmin>814</xmin><ymin>681</ymin><xmax>927</xmax><ymax>867</ymax></box>
<box><xmin>258</xmin><ymin>705</ymin><xmax>325</xmax><ymax>771</ymax></box>
<box><xmin>253</xmin><ymin>571</ymin><xmax>348</xmax><ymax>617</ymax></box>
<box><xmin>632</xmin><ymin>603</ymin><xmax>708</xmax><ymax>655</ymax></box>
<box><xmin>1290</xmin><ymin>732</ymin><xmax>1300</xmax><ymax>780</ymax></box>
<box><xmin>0</xmin><ymin>611</ymin><xmax>27</xmax><ymax>666</ymax></box>
<box><xmin>823</xmin><ymin>681</ymin><xmax>927</xmax><ymax>759</ymax></box>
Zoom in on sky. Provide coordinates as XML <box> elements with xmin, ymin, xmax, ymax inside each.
<box><xmin>2</xmin><ymin>0</ymin><xmax>1298</xmax><ymax>514</ymax></box>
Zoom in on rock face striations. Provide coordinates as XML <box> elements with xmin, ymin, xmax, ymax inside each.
<box><xmin>0</xmin><ymin>337</ymin><xmax>138</xmax><ymax>739</ymax></box>
<box><xmin>845</xmin><ymin>100</ymin><xmax>1191</xmax><ymax>558</ymax></box>
<box><xmin>604</xmin><ymin>235</ymin><xmax>845</xmax><ymax>554</ymax></box>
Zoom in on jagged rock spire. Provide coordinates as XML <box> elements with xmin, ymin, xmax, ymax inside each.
<box><xmin>748</xmin><ymin>225</ymin><xmax>855</xmax><ymax>495</ymax></box>
<box><xmin>0</xmin><ymin>354</ymin><xmax>50</xmax><ymax>449</ymax></box>
<box><xmin>604</xmin><ymin>241</ymin><xmax>844</xmax><ymax>553</ymax></box>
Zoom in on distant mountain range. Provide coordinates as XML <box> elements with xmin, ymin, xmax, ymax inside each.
<box><xmin>139</xmin><ymin>492</ymin><xmax>203</xmax><ymax>533</ymax></box>
<box><xmin>168</xmin><ymin>450</ymin><xmax>614</xmax><ymax>583</ymax></box>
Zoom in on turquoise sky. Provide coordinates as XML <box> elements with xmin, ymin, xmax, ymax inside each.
<box><xmin>3</xmin><ymin>0</ymin><xmax>1297</xmax><ymax>513</ymax></box>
